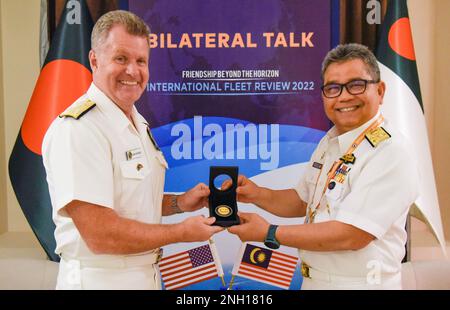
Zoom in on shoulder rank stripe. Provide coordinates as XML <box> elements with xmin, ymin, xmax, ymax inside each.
<box><xmin>365</xmin><ymin>126</ymin><xmax>391</xmax><ymax>147</ymax></box>
<box><xmin>59</xmin><ymin>99</ymin><xmax>96</xmax><ymax>119</ymax></box>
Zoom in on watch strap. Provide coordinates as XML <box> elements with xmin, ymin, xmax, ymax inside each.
<box><xmin>268</xmin><ymin>224</ymin><xmax>279</xmax><ymax>240</ymax></box>
<box><xmin>171</xmin><ymin>195</ymin><xmax>183</xmax><ymax>214</ymax></box>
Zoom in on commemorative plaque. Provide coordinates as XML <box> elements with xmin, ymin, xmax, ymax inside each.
<box><xmin>209</xmin><ymin>166</ymin><xmax>240</xmax><ymax>227</ymax></box>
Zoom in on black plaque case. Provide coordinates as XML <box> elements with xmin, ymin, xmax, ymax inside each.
<box><xmin>209</xmin><ymin>166</ymin><xmax>240</xmax><ymax>227</ymax></box>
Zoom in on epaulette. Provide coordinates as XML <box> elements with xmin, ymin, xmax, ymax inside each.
<box><xmin>59</xmin><ymin>99</ymin><xmax>96</xmax><ymax>119</ymax></box>
<box><xmin>365</xmin><ymin>126</ymin><xmax>391</xmax><ymax>147</ymax></box>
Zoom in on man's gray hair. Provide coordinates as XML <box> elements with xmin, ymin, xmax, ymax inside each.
<box><xmin>321</xmin><ymin>43</ymin><xmax>380</xmax><ymax>81</ymax></box>
<box><xmin>91</xmin><ymin>10</ymin><xmax>150</xmax><ymax>50</ymax></box>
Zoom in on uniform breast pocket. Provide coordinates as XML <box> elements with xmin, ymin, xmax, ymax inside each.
<box><xmin>302</xmin><ymin>165</ymin><xmax>322</xmax><ymax>205</ymax></box>
<box><xmin>118</xmin><ymin>160</ymin><xmax>151</xmax><ymax>219</ymax></box>
<box><xmin>305</xmin><ymin>168</ymin><xmax>321</xmax><ymax>184</ymax></box>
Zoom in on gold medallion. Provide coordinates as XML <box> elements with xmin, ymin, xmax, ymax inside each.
<box><xmin>215</xmin><ymin>205</ymin><xmax>232</xmax><ymax>217</ymax></box>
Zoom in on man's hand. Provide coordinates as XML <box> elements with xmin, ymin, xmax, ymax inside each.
<box><xmin>221</xmin><ymin>175</ymin><xmax>262</xmax><ymax>204</ymax></box>
<box><xmin>235</xmin><ymin>175</ymin><xmax>262</xmax><ymax>204</ymax></box>
<box><xmin>227</xmin><ymin>212</ymin><xmax>270</xmax><ymax>242</ymax></box>
<box><xmin>63</xmin><ymin>200</ymin><xmax>224</xmax><ymax>254</ymax></box>
<box><xmin>177</xmin><ymin>182</ymin><xmax>210</xmax><ymax>212</ymax></box>
<box><xmin>180</xmin><ymin>216</ymin><xmax>224</xmax><ymax>242</ymax></box>
<box><xmin>223</xmin><ymin>175</ymin><xmax>307</xmax><ymax>218</ymax></box>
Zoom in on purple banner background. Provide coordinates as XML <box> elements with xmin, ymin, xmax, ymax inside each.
<box><xmin>130</xmin><ymin>0</ymin><xmax>331</xmax><ymax>130</ymax></box>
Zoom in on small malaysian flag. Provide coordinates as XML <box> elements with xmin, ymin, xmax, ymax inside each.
<box><xmin>159</xmin><ymin>243</ymin><xmax>224</xmax><ymax>290</ymax></box>
<box><xmin>231</xmin><ymin>243</ymin><xmax>298</xmax><ymax>289</ymax></box>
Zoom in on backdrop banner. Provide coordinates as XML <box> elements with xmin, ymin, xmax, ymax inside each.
<box><xmin>129</xmin><ymin>0</ymin><xmax>333</xmax><ymax>290</ymax></box>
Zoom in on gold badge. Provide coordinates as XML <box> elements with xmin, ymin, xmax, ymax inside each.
<box><xmin>340</xmin><ymin>153</ymin><xmax>356</xmax><ymax>164</ymax></box>
<box><xmin>215</xmin><ymin>205</ymin><xmax>232</xmax><ymax>217</ymax></box>
<box><xmin>365</xmin><ymin>127</ymin><xmax>391</xmax><ymax>147</ymax></box>
<box><xmin>59</xmin><ymin>99</ymin><xmax>96</xmax><ymax>119</ymax></box>
<box><xmin>301</xmin><ymin>262</ymin><xmax>311</xmax><ymax>278</ymax></box>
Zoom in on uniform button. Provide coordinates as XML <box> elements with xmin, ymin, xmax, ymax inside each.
<box><xmin>136</xmin><ymin>163</ymin><xmax>143</xmax><ymax>171</ymax></box>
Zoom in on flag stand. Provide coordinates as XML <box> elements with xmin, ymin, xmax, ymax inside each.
<box><xmin>208</xmin><ymin>238</ymin><xmax>227</xmax><ymax>288</ymax></box>
<box><xmin>220</xmin><ymin>276</ymin><xmax>226</xmax><ymax>287</ymax></box>
<box><xmin>228</xmin><ymin>275</ymin><xmax>236</xmax><ymax>290</ymax></box>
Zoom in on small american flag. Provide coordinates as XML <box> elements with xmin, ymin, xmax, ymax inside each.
<box><xmin>232</xmin><ymin>243</ymin><xmax>298</xmax><ymax>289</ymax></box>
<box><xmin>159</xmin><ymin>243</ymin><xmax>223</xmax><ymax>290</ymax></box>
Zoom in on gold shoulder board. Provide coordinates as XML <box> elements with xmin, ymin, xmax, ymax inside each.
<box><xmin>365</xmin><ymin>126</ymin><xmax>391</xmax><ymax>147</ymax></box>
<box><xmin>59</xmin><ymin>99</ymin><xmax>96</xmax><ymax>119</ymax></box>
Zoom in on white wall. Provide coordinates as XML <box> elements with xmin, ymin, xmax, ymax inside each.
<box><xmin>1</xmin><ymin>0</ymin><xmax>41</xmax><ymax>231</ymax></box>
<box><xmin>408</xmin><ymin>0</ymin><xmax>435</xmax><ymax>139</ymax></box>
<box><xmin>0</xmin><ymin>0</ymin><xmax>7</xmax><ymax>234</ymax></box>
<box><xmin>409</xmin><ymin>0</ymin><xmax>450</xmax><ymax>240</ymax></box>
<box><xmin>433</xmin><ymin>0</ymin><xmax>450</xmax><ymax>239</ymax></box>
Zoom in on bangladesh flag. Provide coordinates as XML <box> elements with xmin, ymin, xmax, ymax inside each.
<box><xmin>376</xmin><ymin>0</ymin><xmax>446</xmax><ymax>252</ymax></box>
<box><xmin>8</xmin><ymin>0</ymin><xmax>93</xmax><ymax>261</ymax></box>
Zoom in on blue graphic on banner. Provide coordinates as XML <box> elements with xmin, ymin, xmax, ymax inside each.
<box><xmin>152</xmin><ymin>116</ymin><xmax>325</xmax><ymax>192</ymax></box>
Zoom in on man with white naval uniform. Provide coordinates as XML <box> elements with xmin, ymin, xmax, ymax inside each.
<box><xmin>42</xmin><ymin>10</ymin><xmax>222</xmax><ymax>290</ymax></box>
<box><xmin>227</xmin><ymin>43</ymin><xmax>419</xmax><ymax>289</ymax></box>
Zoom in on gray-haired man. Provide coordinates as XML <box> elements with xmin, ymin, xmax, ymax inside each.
<box><xmin>43</xmin><ymin>10</ymin><xmax>222</xmax><ymax>290</ymax></box>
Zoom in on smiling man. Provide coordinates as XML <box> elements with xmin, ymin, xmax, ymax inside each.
<box><xmin>42</xmin><ymin>11</ymin><xmax>222</xmax><ymax>290</ymax></box>
<box><xmin>227</xmin><ymin>43</ymin><xmax>419</xmax><ymax>289</ymax></box>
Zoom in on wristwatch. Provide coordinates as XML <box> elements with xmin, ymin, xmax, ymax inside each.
<box><xmin>264</xmin><ymin>224</ymin><xmax>280</xmax><ymax>249</ymax></box>
<box><xmin>170</xmin><ymin>195</ymin><xmax>183</xmax><ymax>214</ymax></box>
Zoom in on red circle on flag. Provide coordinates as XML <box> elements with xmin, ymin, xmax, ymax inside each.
<box><xmin>21</xmin><ymin>59</ymin><xmax>92</xmax><ymax>155</ymax></box>
<box><xmin>388</xmin><ymin>17</ymin><xmax>416</xmax><ymax>61</ymax></box>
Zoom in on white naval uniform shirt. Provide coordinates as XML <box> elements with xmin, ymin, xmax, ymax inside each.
<box><xmin>295</xmin><ymin>113</ymin><xmax>419</xmax><ymax>288</ymax></box>
<box><xmin>42</xmin><ymin>83</ymin><xmax>168</xmax><ymax>262</ymax></box>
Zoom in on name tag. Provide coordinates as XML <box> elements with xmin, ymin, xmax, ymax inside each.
<box><xmin>125</xmin><ymin>148</ymin><xmax>143</xmax><ymax>161</ymax></box>
<box><xmin>312</xmin><ymin>162</ymin><xmax>323</xmax><ymax>169</ymax></box>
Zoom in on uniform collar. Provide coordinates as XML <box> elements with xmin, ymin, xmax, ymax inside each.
<box><xmin>131</xmin><ymin>106</ymin><xmax>151</xmax><ymax>136</ymax></box>
<box><xmin>328</xmin><ymin>111</ymin><xmax>382</xmax><ymax>155</ymax></box>
<box><xmin>87</xmin><ymin>82</ymin><xmax>135</xmax><ymax>132</ymax></box>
